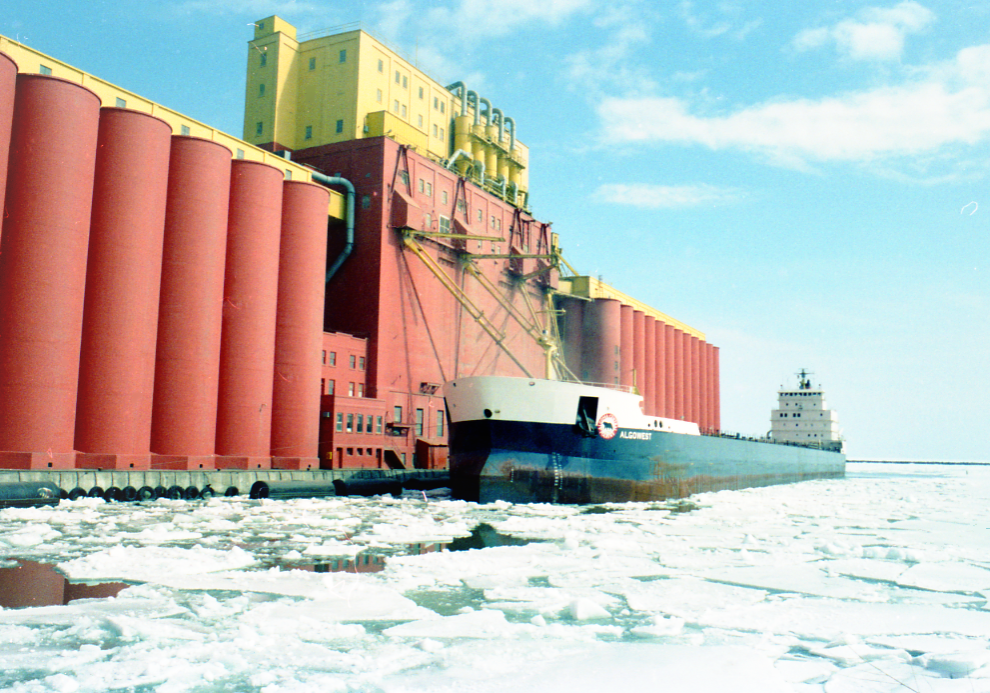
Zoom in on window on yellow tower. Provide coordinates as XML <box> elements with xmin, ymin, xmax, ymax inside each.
<box><xmin>260</xmin><ymin>53</ymin><xmax>267</xmax><ymax>67</ymax></box>
<box><xmin>256</xmin><ymin>122</ymin><xmax>263</xmax><ymax>135</ymax></box>
<box><xmin>339</xmin><ymin>49</ymin><xmax>346</xmax><ymax>63</ymax></box>
<box><xmin>336</xmin><ymin>120</ymin><xmax>343</xmax><ymax>133</ymax></box>
<box><xmin>305</xmin><ymin>125</ymin><xmax>312</xmax><ymax>139</ymax></box>
<box><xmin>309</xmin><ymin>57</ymin><xmax>316</xmax><ymax>70</ymax></box>
<box><xmin>378</xmin><ymin>59</ymin><xmax>383</xmax><ymax>72</ymax></box>
<box><xmin>259</xmin><ymin>83</ymin><xmax>265</xmax><ymax>97</ymax></box>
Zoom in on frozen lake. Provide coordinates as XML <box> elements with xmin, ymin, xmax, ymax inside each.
<box><xmin>1</xmin><ymin>462</ymin><xmax>989</xmax><ymax>692</ymax></box>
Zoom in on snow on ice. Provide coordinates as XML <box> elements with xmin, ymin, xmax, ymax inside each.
<box><xmin>0</xmin><ymin>463</ymin><xmax>989</xmax><ymax>691</ymax></box>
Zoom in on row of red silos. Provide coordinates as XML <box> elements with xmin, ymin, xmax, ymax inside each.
<box><xmin>0</xmin><ymin>59</ymin><xmax>331</xmax><ymax>470</ymax></box>
<box><xmin>560</xmin><ymin>297</ymin><xmax>720</xmax><ymax>432</ymax></box>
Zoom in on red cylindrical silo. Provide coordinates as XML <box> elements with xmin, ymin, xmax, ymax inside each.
<box><xmin>688</xmin><ymin>335</ymin><xmax>701</xmax><ymax>424</ymax></box>
<box><xmin>654</xmin><ymin>320</ymin><xmax>666</xmax><ymax>417</ymax></box>
<box><xmin>673</xmin><ymin>329</ymin><xmax>685</xmax><ymax>420</ymax></box>
<box><xmin>688</xmin><ymin>333</ymin><xmax>699</xmax><ymax>423</ymax></box>
<box><xmin>643</xmin><ymin>315</ymin><xmax>656</xmax><ymax>416</ymax></box>
<box><xmin>558</xmin><ymin>297</ymin><xmax>584</xmax><ymax>381</ymax></box>
<box><xmin>271</xmin><ymin>180</ymin><xmax>331</xmax><ymax>463</ymax></box>
<box><xmin>75</xmin><ymin>109</ymin><xmax>172</xmax><ymax>463</ymax></box>
<box><xmin>0</xmin><ymin>52</ymin><xmax>17</xmax><ymax>247</ymax></box>
<box><xmin>581</xmin><ymin>298</ymin><xmax>621</xmax><ymax>385</ymax></box>
<box><xmin>699</xmin><ymin>339</ymin><xmax>710</xmax><ymax>432</ymax></box>
<box><xmin>664</xmin><ymin>323</ymin><xmax>676</xmax><ymax>417</ymax></box>
<box><xmin>712</xmin><ymin>345</ymin><xmax>721</xmax><ymax>431</ymax></box>
<box><xmin>619</xmin><ymin>305</ymin><xmax>634</xmax><ymax>389</ymax></box>
<box><xmin>216</xmin><ymin>160</ymin><xmax>284</xmax><ymax>461</ymax></box>
<box><xmin>632</xmin><ymin>310</ymin><xmax>645</xmax><ymax>400</ymax></box>
<box><xmin>150</xmin><ymin>136</ymin><xmax>232</xmax><ymax>459</ymax></box>
<box><xmin>0</xmin><ymin>75</ymin><xmax>100</xmax><ymax>464</ymax></box>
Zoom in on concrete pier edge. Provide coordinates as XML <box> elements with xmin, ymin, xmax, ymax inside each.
<box><xmin>0</xmin><ymin>469</ymin><xmax>448</xmax><ymax>496</ymax></box>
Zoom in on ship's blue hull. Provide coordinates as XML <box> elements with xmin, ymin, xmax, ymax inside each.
<box><xmin>449</xmin><ymin>419</ymin><xmax>845</xmax><ymax>504</ymax></box>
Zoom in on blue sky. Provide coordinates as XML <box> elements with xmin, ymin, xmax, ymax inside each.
<box><xmin>4</xmin><ymin>1</ymin><xmax>989</xmax><ymax>460</ymax></box>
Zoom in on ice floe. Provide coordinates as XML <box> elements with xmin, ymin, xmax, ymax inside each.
<box><xmin>0</xmin><ymin>462</ymin><xmax>988</xmax><ymax>692</ymax></box>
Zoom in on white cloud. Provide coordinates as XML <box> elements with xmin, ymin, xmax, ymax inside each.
<box><xmin>598</xmin><ymin>44</ymin><xmax>990</xmax><ymax>169</ymax></box>
<box><xmin>792</xmin><ymin>1</ymin><xmax>935</xmax><ymax>62</ymax></box>
<box><xmin>564</xmin><ymin>4</ymin><xmax>658</xmax><ymax>96</ymax></box>
<box><xmin>594</xmin><ymin>183</ymin><xmax>742</xmax><ymax>209</ymax></box>
<box><xmin>679</xmin><ymin>0</ymin><xmax>761</xmax><ymax>40</ymax></box>
<box><xmin>418</xmin><ymin>0</ymin><xmax>593</xmax><ymax>41</ymax></box>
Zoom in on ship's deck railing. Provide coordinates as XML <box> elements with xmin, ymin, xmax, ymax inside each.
<box><xmin>559</xmin><ymin>378</ymin><xmax>638</xmax><ymax>394</ymax></box>
<box><xmin>701</xmin><ymin>428</ymin><xmax>843</xmax><ymax>452</ymax></box>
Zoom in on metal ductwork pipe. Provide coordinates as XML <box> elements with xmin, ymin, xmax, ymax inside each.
<box><xmin>310</xmin><ymin>171</ymin><xmax>356</xmax><ymax>283</ymax></box>
<box><xmin>446</xmin><ymin>81</ymin><xmax>467</xmax><ymax>116</ymax></box>
<box><xmin>504</xmin><ymin>116</ymin><xmax>516</xmax><ymax>152</ymax></box>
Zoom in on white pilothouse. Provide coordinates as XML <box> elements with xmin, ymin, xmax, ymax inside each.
<box><xmin>770</xmin><ymin>369</ymin><xmax>843</xmax><ymax>452</ymax></box>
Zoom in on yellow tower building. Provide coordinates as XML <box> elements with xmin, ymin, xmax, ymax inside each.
<box><xmin>244</xmin><ymin>17</ymin><xmax>529</xmax><ymax>207</ymax></box>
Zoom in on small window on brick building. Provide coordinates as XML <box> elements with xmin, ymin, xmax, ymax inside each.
<box><xmin>335</xmin><ymin>413</ymin><xmax>344</xmax><ymax>432</ymax></box>
<box><xmin>346</xmin><ymin>413</ymin><xmax>354</xmax><ymax>433</ymax></box>
<box><xmin>394</xmin><ymin>406</ymin><xmax>402</xmax><ymax>423</ymax></box>
<box><xmin>359</xmin><ymin>357</ymin><xmax>365</xmax><ymax>370</ymax></box>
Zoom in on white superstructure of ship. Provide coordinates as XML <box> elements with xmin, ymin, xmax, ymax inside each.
<box><xmin>770</xmin><ymin>369</ymin><xmax>843</xmax><ymax>452</ymax></box>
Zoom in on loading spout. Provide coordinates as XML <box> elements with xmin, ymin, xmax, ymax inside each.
<box><xmin>310</xmin><ymin>171</ymin><xmax>356</xmax><ymax>282</ymax></box>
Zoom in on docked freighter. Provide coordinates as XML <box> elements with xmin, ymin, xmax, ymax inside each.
<box><xmin>445</xmin><ymin>374</ymin><xmax>845</xmax><ymax>504</ymax></box>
